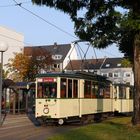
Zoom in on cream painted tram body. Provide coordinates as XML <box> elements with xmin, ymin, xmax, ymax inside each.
<box><xmin>35</xmin><ymin>71</ymin><xmax>133</xmax><ymax>124</ymax></box>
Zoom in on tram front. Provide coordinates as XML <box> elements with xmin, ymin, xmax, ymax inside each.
<box><xmin>35</xmin><ymin>76</ymin><xmax>59</xmax><ymax>120</ymax></box>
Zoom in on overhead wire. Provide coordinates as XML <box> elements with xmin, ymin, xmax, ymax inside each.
<box><xmin>10</xmin><ymin>0</ymin><xmax>120</xmax><ymax>59</ymax></box>
<box><xmin>0</xmin><ymin>1</ymin><xmax>31</xmax><ymax>8</ymax></box>
<box><xmin>13</xmin><ymin>0</ymin><xmax>77</xmax><ymax>39</ymax></box>
<box><xmin>12</xmin><ymin>0</ymin><xmax>120</xmax><ymax>58</ymax></box>
<box><xmin>0</xmin><ymin>33</ymin><xmax>31</xmax><ymax>46</ymax></box>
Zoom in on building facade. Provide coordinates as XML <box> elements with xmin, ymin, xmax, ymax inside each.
<box><xmin>65</xmin><ymin>58</ymin><xmax>134</xmax><ymax>85</ymax></box>
<box><xmin>0</xmin><ymin>26</ymin><xmax>24</xmax><ymax>69</ymax></box>
<box><xmin>24</xmin><ymin>42</ymin><xmax>78</xmax><ymax>72</ymax></box>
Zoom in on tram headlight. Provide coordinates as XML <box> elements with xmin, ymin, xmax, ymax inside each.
<box><xmin>43</xmin><ymin>108</ymin><xmax>49</xmax><ymax>114</ymax></box>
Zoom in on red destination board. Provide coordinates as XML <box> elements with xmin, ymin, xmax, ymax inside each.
<box><xmin>42</xmin><ymin>77</ymin><xmax>56</xmax><ymax>82</ymax></box>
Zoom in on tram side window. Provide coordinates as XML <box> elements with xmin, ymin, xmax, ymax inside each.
<box><xmin>119</xmin><ymin>86</ymin><xmax>126</xmax><ymax>99</ymax></box>
<box><xmin>129</xmin><ymin>87</ymin><xmax>133</xmax><ymax>99</ymax></box>
<box><xmin>37</xmin><ymin>85</ymin><xmax>43</xmax><ymax>98</ymax></box>
<box><xmin>103</xmin><ymin>86</ymin><xmax>110</xmax><ymax>98</ymax></box>
<box><xmin>91</xmin><ymin>83</ymin><xmax>98</xmax><ymax>98</ymax></box>
<box><xmin>84</xmin><ymin>80</ymin><xmax>91</xmax><ymax>98</ymax></box>
<box><xmin>114</xmin><ymin>86</ymin><xmax>117</xmax><ymax>99</ymax></box>
<box><xmin>98</xmin><ymin>88</ymin><xmax>104</xmax><ymax>98</ymax></box>
<box><xmin>60</xmin><ymin>78</ymin><xmax>67</xmax><ymax>98</ymax></box>
<box><xmin>73</xmin><ymin>80</ymin><xmax>78</xmax><ymax>98</ymax></box>
<box><xmin>68</xmin><ymin>79</ymin><xmax>72</xmax><ymax>98</ymax></box>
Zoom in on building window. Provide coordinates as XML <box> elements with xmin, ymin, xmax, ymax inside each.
<box><xmin>105</xmin><ymin>64</ymin><xmax>110</xmax><ymax>67</ymax></box>
<box><xmin>108</xmin><ymin>73</ymin><xmax>113</xmax><ymax>77</ymax></box>
<box><xmin>124</xmin><ymin>72</ymin><xmax>131</xmax><ymax>77</ymax></box>
<box><xmin>52</xmin><ymin>55</ymin><xmax>62</xmax><ymax>60</ymax></box>
<box><xmin>114</xmin><ymin>73</ymin><xmax>120</xmax><ymax>77</ymax></box>
<box><xmin>54</xmin><ymin>64</ymin><xmax>57</xmax><ymax>68</ymax></box>
<box><xmin>53</xmin><ymin>64</ymin><xmax>60</xmax><ymax>69</ymax></box>
<box><xmin>117</xmin><ymin>63</ymin><xmax>121</xmax><ymax>67</ymax></box>
<box><xmin>102</xmin><ymin>73</ymin><xmax>108</xmax><ymax>77</ymax></box>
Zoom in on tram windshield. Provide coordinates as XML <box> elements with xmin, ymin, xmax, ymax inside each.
<box><xmin>37</xmin><ymin>78</ymin><xmax>57</xmax><ymax>98</ymax></box>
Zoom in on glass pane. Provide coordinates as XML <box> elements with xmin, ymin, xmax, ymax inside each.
<box><xmin>119</xmin><ymin>86</ymin><xmax>126</xmax><ymax>99</ymax></box>
<box><xmin>60</xmin><ymin>78</ymin><xmax>67</xmax><ymax>98</ymax></box>
<box><xmin>37</xmin><ymin>82</ymin><xmax>57</xmax><ymax>98</ymax></box>
<box><xmin>68</xmin><ymin>79</ymin><xmax>72</xmax><ymax>98</ymax></box>
<box><xmin>91</xmin><ymin>83</ymin><xmax>98</xmax><ymax>98</ymax></box>
<box><xmin>73</xmin><ymin>80</ymin><xmax>78</xmax><ymax>98</ymax></box>
<box><xmin>84</xmin><ymin>81</ymin><xmax>91</xmax><ymax>98</ymax></box>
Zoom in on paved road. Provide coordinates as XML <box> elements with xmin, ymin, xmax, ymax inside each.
<box><xmin>0</xmin><ymin>113</ymin><xmax>80</xmax><ymax>140</ymax></box>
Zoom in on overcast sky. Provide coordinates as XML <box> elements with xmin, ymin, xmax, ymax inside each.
<box><xmin>0</xmin><ymin>0</ymin><xmax>124</xmax><ymax>58</ymax></box>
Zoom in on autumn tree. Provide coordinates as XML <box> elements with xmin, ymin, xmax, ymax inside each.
<box><xmin>25</xmin><ymin>47</ymin><xmax>53</xmax><ymax>81</ymax></box>
<box><xmin>6</xmin><ymin>53</ymin><xmax>30</xmax><ymax>81</ymax></box>
<box><xmin>32</xmin><ymin>0</ymin><xmax>140</xmax><ymax>125</ymax></box>
<box><xmin>7</xmin><ymin>48</ymin><xmax>53</xmax><ymax>81</ymax></box>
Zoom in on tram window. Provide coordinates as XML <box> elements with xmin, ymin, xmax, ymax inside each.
<box><xmin>91</xmin><ymin>83</ymin><xmax>97</xmax><ymax>98</ymax></box>
<box><xmin>104</xmin><ymin>86</ymin><xmax>110</xmax><ymax>98</ymax></box>
<box><xmin>68</xmin><ymin>79</ymin><xmax>72</xmax><ymax>98</ymax></box>
<box><xmin>114</xmin><ymin>86</ymin><xmax>117</xmax><ymax>99</ymax></box>
<box><xmin>129</xmin><ymin>87</ymin><xmax>133</xmax><ymax>99</ymax></box>
<box><xmin>92</xmin><ymin>84</ymin><xmax>98</xmax><ymax>98</ymax></box>
<box><xmin>60</xmin><ymin>78</ymin><xmax>66</xmax><ymax>98</ymax></box>
<box><xmin>37</xmin><ymin>82</ymin><xmax>57</xmax><ymax>98</ymax></box>
<box><xmin>98</xmin><ymin>88</ymin><xmax>104</xmax><ymax>98</ymax></box>
<box><xmin>119</xmin><ymin>86</ymin><xmax>126</xmax><ymax>99</ymax></box>
<box><xmin>73</xmin><ymin>80</ymin><xmax>78</xmax><ymax>98</ymax></box>
<box><xmin>37</xmin><ymin>85</ymin><xmax>43</xmax><ymax>98</ymax></box>
<box><xmin>84</xmin><ymin>81</ymin><xmax>91</xmax><ymax>98</ymax></box>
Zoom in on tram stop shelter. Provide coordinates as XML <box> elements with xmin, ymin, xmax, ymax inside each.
<box><xmin>2</xmin><ymin>80</ymin><xmax>35</xmax><ymax>115</ymax></box>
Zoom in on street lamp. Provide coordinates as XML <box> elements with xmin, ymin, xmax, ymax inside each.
<box><xmin>0</xmin><ymin>42</ymin><xmax>8</xmax><ymax>126</ymax></box>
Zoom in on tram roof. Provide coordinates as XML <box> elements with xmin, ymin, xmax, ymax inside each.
<box><xmin>36</xmin><ymin>71</ymin><xmax>111</xmax><ymax>82</ymax></box>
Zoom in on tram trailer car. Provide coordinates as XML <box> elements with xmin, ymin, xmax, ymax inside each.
<box><xmin>35</xmin><ymin>71</ymin><xmax>133</xmax><ymax>125</ymax></box>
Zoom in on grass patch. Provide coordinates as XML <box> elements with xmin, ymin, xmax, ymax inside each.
<box><xmin>48</xmin><ymin>117</ymin><xmax>140</xmax><ymax>140</ymax></box>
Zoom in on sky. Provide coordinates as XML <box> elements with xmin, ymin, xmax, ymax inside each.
<box><xmin>0</xmin><ymin>0</ymin><xmax>124</xmax><ymax>59</ymax></box>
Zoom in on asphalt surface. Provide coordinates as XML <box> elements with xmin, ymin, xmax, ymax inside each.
<box><xmin>0</xmin><ymin>112</ymin><xmax>80</xmax><ymax>140</ymax></box>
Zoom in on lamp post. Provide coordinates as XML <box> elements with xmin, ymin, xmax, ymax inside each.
<box><xmin>0</xmin><ymin>42</ymin><xmax>8</xmax><ymax>126</ymax></box>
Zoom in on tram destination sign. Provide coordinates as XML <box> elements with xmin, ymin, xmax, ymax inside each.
<box><xmin>37</xmin><ymin>77</ymin><xmax>56</xmax><ymax>82</ymax></box>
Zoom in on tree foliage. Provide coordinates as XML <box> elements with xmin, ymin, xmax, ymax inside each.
<box><xmin>32</xmin><ymin>0</ymin><xmax>140</xmax><ymax>57</ymax></box>
<box><xmin>6</xmin><ymin>49</ymin><xmax>53</xmax><ymax>81</ymax></box>
<box><xmin>32</xmin><ymin>0</ymin><xmax>140</xmax><ymax>125</ymax></box>
<box><xmin>121</xmin><ymin>58</ymin><xmax>132</xmax><ymax>68</ymax></box>
<box><xmin>6</xmin><ymin>53</ymin><xmax>30</xmax><ymax>81</ymax></box>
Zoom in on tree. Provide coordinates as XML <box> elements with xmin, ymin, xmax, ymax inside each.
<box><xmin>6</xmin><ymin>53</ymin><xmax>30</xmax><ymax>81</ymax></box>
<box><xmin>25</xmin><ymin>47</ymin><xmax>53</xmax><ymax>81</ymax></box>
<box><xmin>121</xmin><ymin>58</ymin><xmax>132</xmax><ymax>68</ymax></box>
<box><xmin>6</xmin><ymin>48</ymin><xmax>53</xmax><ymax>81</ymax></box>
<box><xmin>32</xmin><ymin>0</ymin><xmax>140</xmax><ymax>125</ymax></box>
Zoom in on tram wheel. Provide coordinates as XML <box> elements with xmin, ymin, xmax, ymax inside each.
<box><xmin>58</xmin><ymin>119</ymin><xmax>64</xmax><ymax>125</ymax></box>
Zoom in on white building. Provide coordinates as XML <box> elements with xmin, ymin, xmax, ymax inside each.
<box><xmin>0</xmin><ymin>26</ymin><xmax>24</xmax><ymax>70</ymax></box>
<box><xmin>66</xmin><ymin>58</ymin><xmax>134</xmax><ymax>85</ymax></box>
<box><xmin>24</xmin><ymin>42</ymin><xmax>78</xmax><ymax>72</ymax></box>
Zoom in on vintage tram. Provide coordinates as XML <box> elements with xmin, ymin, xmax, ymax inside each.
<box><xmin>35</xmin><ymin>71</ymin><xmax>133</xmax><ymax>125</ymax></box>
